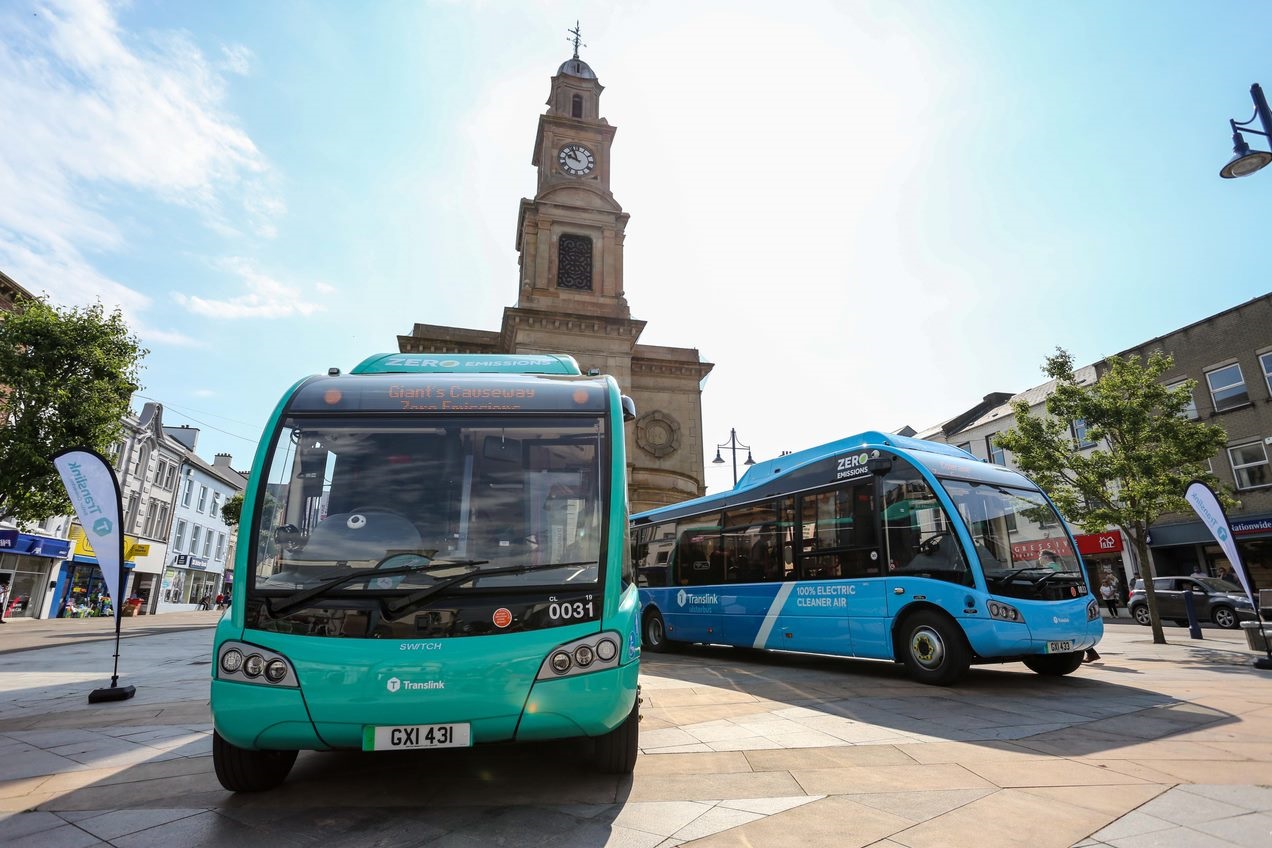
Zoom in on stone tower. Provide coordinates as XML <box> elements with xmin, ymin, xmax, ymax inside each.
<box><xmin>399</xmin><ymin>47</ymin><xmax>713</xmax><ymax>512</ymax></box>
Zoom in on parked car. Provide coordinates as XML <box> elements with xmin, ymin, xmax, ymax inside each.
<box><xmin>1128</xmin><ymin>576</ymin><xmax>1258</xmax><ymax>629</ymax></box>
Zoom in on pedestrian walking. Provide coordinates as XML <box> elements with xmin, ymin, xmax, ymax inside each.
<box><xmin>0</xmin><ymin>579</ymin><xmax>9</xmax><ymax>623</ymax></box>
<box><xmin>1100</xmin><ymin>579</ymin><xmax>1120</xmax><ymax>617</ymax></box>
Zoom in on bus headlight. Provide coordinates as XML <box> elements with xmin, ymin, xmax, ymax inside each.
<box><xmin>988</xmin><ymin>601</ymin><xmax>1022</xmax><ymax>622</ymax></box>
<box><xmin>216</xmin><ymin>641</ymin><xmax>298</xmax><ymax>688</ymax></box>
<box><xmin>538</xmin><ymin>631</ymin><xmax>624</xmax><ymax>680</ymax></box>
<box><xmin>220</xmin><ymin>648</ymin><xmax>244</xmax><ymax>673</ymax></box>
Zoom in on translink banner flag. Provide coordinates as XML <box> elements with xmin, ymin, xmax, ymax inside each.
<box><xmin>1185</xmin><ymin>480</ymin><xmax>1257</xmax><ymax>609</ymax></box>
<box><xmin>53</xmin><ymin>448</ymin><xmax>125</xmax><ymax>625</ymax></box>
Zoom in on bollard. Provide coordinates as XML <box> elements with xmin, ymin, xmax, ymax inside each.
<box><xmin>1183</xmin><ymin>589</ymin><xmax>1204</xmax><ymax>640</ymax></box>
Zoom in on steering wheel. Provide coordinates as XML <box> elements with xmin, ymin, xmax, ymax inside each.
<box><xmin>918</xmin><ymin>532</ymin><xmax>948</xmax><ymax>556</ymax></box>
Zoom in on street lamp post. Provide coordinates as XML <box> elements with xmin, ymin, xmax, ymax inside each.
<box><xmin>1220</xmin><ymin>83</ymin><xmax>1272</xmax><ymax>179</ymax></box>
<box><xmin>713</xmin><ymin>428</ymin><xmax>756</xmax><ymax>487</ymax></box>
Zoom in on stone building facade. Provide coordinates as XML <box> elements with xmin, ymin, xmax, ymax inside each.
<box><xmin>398</xmin><ymin>53</ymin><xmax>712</xmax><ymax>512</ymax></box>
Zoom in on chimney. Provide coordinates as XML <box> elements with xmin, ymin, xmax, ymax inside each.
<box><xmin>213</xmin><ymin>453</ymin><xmax>234</xmax><ymax>470</ymax></box>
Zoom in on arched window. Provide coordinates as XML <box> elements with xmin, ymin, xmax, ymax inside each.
<box><xmin>571</xmin><ymin>94</ymin><xmax>583</xmax><ymax>119</ymax></box>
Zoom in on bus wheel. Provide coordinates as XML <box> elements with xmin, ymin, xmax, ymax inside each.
<box><xmin>213</xmin><ymin>730</ymin><xmax>297</xmax><ymax>792</ymax></box>
<box><xmin>593</xmin><ymin>698</ymin><xmax>639</xmax><ymax>774</ymax></box>
<box><xmin>900</xmin><ymin>611</ymin><xmax>969</xmax><ymax>686</ymax></box>
<box><xmin>1023</xmin><ymin>651</ymin><xmax>1084</xmax><ymax>676</ymax></box>
<box><xmin>643</xmin><ymin>610</ymin><xmax>672</xmax><ymax>653</ymax></box>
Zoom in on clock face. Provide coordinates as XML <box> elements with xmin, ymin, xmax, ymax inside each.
<box><xmin>558</xmin><ymin>143</ymin><xmax>595</xmax><ymax>176</ymax></box>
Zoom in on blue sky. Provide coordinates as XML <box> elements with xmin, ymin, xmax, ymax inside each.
<box><xmin>2</xmin><ymin>0</ymin><xmax>1271</xmax><ymax>494</ymax></box>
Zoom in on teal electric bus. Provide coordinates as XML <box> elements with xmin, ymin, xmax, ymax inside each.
<box><xmin>211</xmin><ymin>354</ymin><xmax>641</xmax><ymax>791</ymax></box>
<box><xmin>632</xmin><ymin>432</ymin><xmax>1103</xmax><ymax>686</ymax></box>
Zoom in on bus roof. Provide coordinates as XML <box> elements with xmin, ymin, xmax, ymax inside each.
<box><xmin>633</xmin><ymin>430</ymin><xmax>1036</xmax><ymax>524</ymax></box>
<box><xmin>350</xmin><ymin>353</ymin><xmax>582</xmax><ymax>375</ymax></box>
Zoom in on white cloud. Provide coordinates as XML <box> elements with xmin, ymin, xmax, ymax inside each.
<box><xmin>0</xmin><ymin>0</ymin><xmax>280</xmax><ymax>332</ymax></box>
<box><xmin>173</xmin><ymin>258</ymin><xmax>326</xmax><ymax>319</ymax></box>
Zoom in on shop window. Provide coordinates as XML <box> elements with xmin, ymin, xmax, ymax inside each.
<box><xmin>202</xmin><ymin>531</ymin><xmax>214</xmax><ymax>558</ymax></box>
<box><xmin>142</xmin><ymin>500</ymin><xmax>159</xmax><ymax>537</ymax></box>
<box><xmin>197</xmin><ymin>485</ymin><xmax>208</xmax><ymax>513</ymax></box>
<box><xmin>1262</xmin><ymin>352</ymin><xmax>1272</xmax><ymax>397</ymax></box>
<box><xmin>174</xmin><ymin>519</ymin><xmax>188</xmax><ymax>551</ymax></box>
<box><xmin>182</xmin><ymin>478</ymin><xmax>193</xmax><ymax>507</ymax></box>
<box><xmin>190</xmin><ymin>525</ymin><xmax>202</xmax><ymax>554</ymax></box>
<box><xmin>215</xmin><ymin>533</ymin><xmax>226</xmax><ymax>561</ymax></box>
<box><xmin>1206</xmin><ymin>363</ymin><xmax>1249</xmax><ymax>412</ymax></box>
<box><xmin>1229</xmin><ymin>442</ymin><xmax>1270</xmax><ymax>490</ymax></box>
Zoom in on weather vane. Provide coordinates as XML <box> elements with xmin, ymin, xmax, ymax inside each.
<box><xmin>567</xmin><ymin>20</ymin><xmax>586</xmax><ymax>59</ymax></box>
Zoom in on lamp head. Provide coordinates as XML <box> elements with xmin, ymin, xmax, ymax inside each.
<box><xmin>744</xmin><ymin>451</ymin><xmax>756</xmax><ymax>466</ymax></box>
<box><xmin>1221</xmin><ymin>130</ymin><xmax>1272</xmax><ymax>178</ymax></box>
<box><xmin>713</xmin><ymin>450</ymin><xmax>724</xmax><ymax>464</ymax></box>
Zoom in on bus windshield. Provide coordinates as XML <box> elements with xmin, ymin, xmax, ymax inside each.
<box><xmin>939</xmin><ymin>479</ymin><xmax>1087</xmax><ymax>599</ymax></box>
<box><xmin>251</xmin><ymin>416</ymin><xmax>605</xmax><ymax>597</ymax></box>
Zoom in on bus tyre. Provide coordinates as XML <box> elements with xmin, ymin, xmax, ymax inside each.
<box><xmin>593</xmin><ymin>698</ymin><xmax>639</xmax><ymax>774</ymax></box>
<box><xmin>900</xmin><ymin>611</ymin><xmax>970</xmax><ymax>686</ymax></box>
<box><xmin>642</xmin><ymin>610</ymin><xmax>672</xmax><ymax>653</ymax></box>
<box><xmin>1023</xmin><ymin>651</ymin><xmax>1084</xmax><ymax>676</ymax></box>
<box><xmin>213</xmin><ymin>730</ymin><xmax>298</xmax><ymax>792</ymax></box>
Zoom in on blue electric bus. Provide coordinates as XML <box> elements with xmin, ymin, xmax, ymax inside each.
<box><xmin>631</xmin><ymin>431</ymin><xmax>1102</xmax><ymax>685</ymax></box>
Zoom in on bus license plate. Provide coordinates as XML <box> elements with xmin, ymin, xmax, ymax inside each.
<box><xmin>1046</xmin><ymin>640</ymin><xmax>1074</xmax><ymax>653</ymax></box>
<box><xmin>364</xmin><ymin>723</ymin><xmax>471</xmax><ymax>751</ymax></box>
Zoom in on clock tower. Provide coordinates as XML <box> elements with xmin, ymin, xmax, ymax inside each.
<box><xmin>399</xmin><ymin>37</ymin><xmax>714</xmax><ymax>511</ymax></box>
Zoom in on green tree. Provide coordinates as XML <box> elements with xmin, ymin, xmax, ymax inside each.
<box><xmin>221</xmin><ymin>493</ymin><xmax>244</xmax><ymax>527</ymax></box>
<box><xmin>0</xmin><ymin>299</ymin><xmax>147</xmax><ymax>523</ymax></box>
<box><xmin>994</xmin><ymin>348</ymin><xmax>1231</xmax><ymax>645</ymax></box>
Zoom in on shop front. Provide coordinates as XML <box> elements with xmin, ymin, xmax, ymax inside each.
<box><xmin>51</xmin><ymin>556</ymin><xmax>137</xmax><ymax>618</ymax></box>
<box><xmin>1147</xmin><ymin>513</ymin><xmax>1272</xmax><ymax>589</ymax></box>
<box><xmin>0</xmin><ymin>530</ymin><xmax>72</xmax><ymax>619</ymax></box>
<box><xmin>1074</xmin><ymin>530</ymin><xmax>1130</xmax><ymax>601</ymax></box>
<box><xmin>156</xmin><ymin>553</ymin><xmax>224</xmax><ymax>612</ymax></box>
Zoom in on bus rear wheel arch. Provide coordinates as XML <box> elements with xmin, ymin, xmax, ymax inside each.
<box><xmin>213</xmin><ymin>730</ymin><xmax>298</xmax><ymax>792</ymax></box>
<box><xmin>895</xmin><ymin>609</ymin><xmax>970</xmax><ymax>686</ymax></box>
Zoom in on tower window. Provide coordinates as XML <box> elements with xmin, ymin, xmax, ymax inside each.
<box><xmin>557</xmin><ymin>235</ymin><xmax>593</xmax><ymax>290</ymax></box>
<box><xmin>572</xmin><ymin>94</ymin><xmax>583</xmax><ymax>118</ymax></box>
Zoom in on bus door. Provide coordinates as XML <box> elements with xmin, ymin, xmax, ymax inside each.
<box><xmin>880</xmin><ymin>464</ymin><xmax>975</xmax><ymax>623</ymax></box>
<box><xmin>664</xmin><ymin>521</ymin><xmax>722</xmax><ymax>644</ymax></box>
<box><xmin>790</xmin><ymin>482</ymin><xmax>890</xmax><ymax>657</ymax></box>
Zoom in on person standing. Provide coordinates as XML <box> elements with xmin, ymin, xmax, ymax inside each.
<box><xmin>0</xmin><ymin>579</ymin><xmax>9</xmax><ymax>623</ymax></box>
<box><xmin>1100</xmin><ymin>579</ymin><xmax>1120</xmax><ymax>617</ymax></box>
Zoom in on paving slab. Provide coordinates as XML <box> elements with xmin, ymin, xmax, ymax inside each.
<box><xmin>0</xmin><ymin>617</ymin><xmax>1269</xmax><ymax>846</ymax></box>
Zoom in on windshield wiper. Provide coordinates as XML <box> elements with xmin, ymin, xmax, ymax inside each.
<box><xmin>382</xmin><ymin>560</ymin><xmax>594</xmax><ymax>621</ymax></box>
<box><xmin>267</xmin><ymin>555</ymin><xmax>487</xmax><ymax>616</ymax></box>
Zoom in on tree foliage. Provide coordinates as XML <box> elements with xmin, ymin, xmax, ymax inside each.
<box><xmin>994</xmin><ymin>348</ymin><xmax>1231</xmax><ymax>644</ymax></box>
<box><xmin>221</xmin><ymin>493</ymin><xmax>244</xmax><ymax>527</ymax></box>
<box><xmin>0</xmin><ymin>299</ymin><xmax>147</xmax><ymax>524</ymax></box>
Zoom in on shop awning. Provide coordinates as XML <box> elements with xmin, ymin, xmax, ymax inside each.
<box><xmin>0</xmin><ymin>529</ymin><xmax>72</xmax><ymax>559</ymax></box>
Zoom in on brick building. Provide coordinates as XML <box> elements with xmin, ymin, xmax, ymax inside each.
<box><xmin>919</xmin><ymin>293</ymin><xmax>1272</xmax><ymax>595</ymax></box>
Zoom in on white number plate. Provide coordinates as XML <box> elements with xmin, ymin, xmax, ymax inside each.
<box><xmin>1046</xmin><ymin>640</ymin><xmax>1074</xmax><ymax>653</ymax></box>
<box><xmin>364</xmin><ymin>723</ymin><xmax>471</xmax><ymax>751</ymax></box>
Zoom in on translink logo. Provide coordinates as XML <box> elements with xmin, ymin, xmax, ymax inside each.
<box><xmin>676</xmin><ymin>590</ymin><xmax>718</xmax><ymax>608</ymax></box>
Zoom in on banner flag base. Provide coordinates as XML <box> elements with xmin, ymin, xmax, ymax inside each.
<box><xmin>1256</xmin><ymin>658</ymin><xmax>1272</xmax><ymax>671</ymax></box>
<box><xmin>88</xmin><ymin>685</ymin><xmax>136</xmax><ymax>704</ymax></box>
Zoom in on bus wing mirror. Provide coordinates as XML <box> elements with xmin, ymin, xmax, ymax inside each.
<box><xmin>621</xmin><ymin>395</ymin><xmax>637</xmax><ymax>423</ymax></box>
<box><xmin>868</xmin><ymin>456</ymin><xmax>893</xmax><ymax>476</ymax></box>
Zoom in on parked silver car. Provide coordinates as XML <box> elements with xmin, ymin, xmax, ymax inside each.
<box><xmin>1128</xmin><ymin>576</ymin><xmax>1258</xmax><ymax>629</ymax></box>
